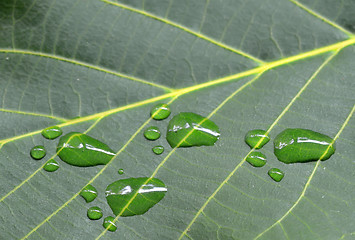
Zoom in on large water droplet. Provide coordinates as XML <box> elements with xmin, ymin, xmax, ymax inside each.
<box><xmin>57</xmin><ymin>132</ymin><xmax>115</xmax><ymax>167</ymax></box>
<box><xmin>268</xmin><ymin>168</ymin><xmax>284</xmax><ymax>182</ymax></box>
<box><xmin>274</xmin><ymin>128</ymin><xmax>335</xmax><ymax>164</ymax></box>
<box><xmin>80</xmin><ymin>184</ymin><xmax>98</xmax><ymax>203</ymax></box>
<box><xmin>41</xmin><ymin>126</ymin><xmax>63</xmax><ymax>140</ymax></box>
<box><xmin>30</xmin><ymin>145</ymin><xmax>46</xmax><ymax>160</ymax></box>
<box><xmin>103</xmin><ymin>216</ymin><xmax>117</xmax><ymax>232</ymax></box>
<box><xmin>246</xmin><ymin>152</ymin><xmax>267</xmax><ymax>167</ymax></box>
<box><xmin>144</xmin><ymin>126</ymin><xmax>161</xmax><ymax>140</ymax></box>
<box><xmin>105</xmin><ymin>177</ymin><xmax>167</xmax><ymax>217</ymax></box>
<box><xmin>87</xmin><ymin>206</ymin><xmax>103</xmax><ymax>220</ymax></box>
<box><xmin>150</xmin><ymin>103</ymin><xmax>171</xmax><ymax>120</ymax></box>
<box><xmin>245</xmin><ymin>129</ymin><xmax>270</xmax><ymax>149</ymax></box>
<box><xmin>43</xmin><ymin>159</ymin><xmax>59</xmax><ymax>172</ymax></box>
<box><xmin>152</xmin><ymin>145</ymin><xmax>164</xmax><ymax>155</ymax></box>
<box><xmin>166</xmin><ymin>112</ymin><xmax>220</xmax><ymax>148</ymax></box>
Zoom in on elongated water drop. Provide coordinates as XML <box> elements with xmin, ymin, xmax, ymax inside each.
<box><xmin>245</xmin><ymin>129</ymin><xmax>270</xmax><ymax>149</ymax></box>
<box><xmin>152</xmin><ymin>145</ymin><xmax>164</xmax><ymax>155</ymax></box>
<box><xmin>41</xmin><ymin>126</ymin><xmax>63</xmax><ymax>140</ymax></box>
<box><xmin>43</xmin><ymin>159</ymin><xmax>59</xmax><ymax>172</ymax></box>
<box><xmin>166</xmin><ymin>112</ymin><xmax>220</xmax><ymax>148</ymax></box>
<box><xmin>80</xmin><ymin>184</ymin><xmax>98</xmax><ymax>203</ymax></box>
<box><xmin>150</xmin><ymin>103</ymin><xmax>171</xmax><ymax>120</ymax></box>
<box><xmin>57</xmin><ymin>132</ymin><xmax>115</xmax><ymax>167</ymax></box>
<box><xmin>30</xmin><ymin>145</ymin><xmax>46</xmax><ymax>160</ymax></box>
<box><xmin>106</xmin><ymin>177</ymin><xmax>167</xmax><ymax>217</ymax></box>
<box><xmin>268</xmin><ymin>168</ymin><xmax>284</xmax><ymax>182</ymax></box>
<box><xmin>87</xmin><ymin>206</ymin><xmax>103</xmax><ymax>220</ymax></box>
<box><xmin>274</xmin><ymin>128</ymin><xmax>335</xmax><ymax>164</ymax></box>
<box><xmin>103</xmin><ymin>216</ymin><xmax>117</xmax><ymax>232</ymax></box>
<box><xmin>144</xmin><ymin>126</ymin><xmax>161</xmax><ymax>140</ymax></box>
<box><xmin>246</xmin><ymin>152</ymin><xmax>267</xmax><ymax>167</ymax></box>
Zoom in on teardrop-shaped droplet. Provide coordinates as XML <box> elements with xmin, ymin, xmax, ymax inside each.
<box><xmin>246</xmin><ymin>152</ymin><xmax>267</xmax><ymax>167</ymax></box>
<box><xmin>41</xmin><ymin>126</ymin><xmax>63</xmax><ymax>140</ymax></box>
<box><xmin>152</xmin><ymin>145</ymin><xmax>164</xmax><ymax>155</ymax></box>
<box><xmin>150</xmin><ymin>103</ymin><xmax>171</xmax><ymax>120</ymax></box>
<box><xmin>43</xmin><ymin>159</ymin><xmax>59</xmax><ymax>172</ymax></box>
<box><xmin>144</xmin><ymin>126</ymin><xmax>161</xmax><ymax>140</ymax></box>
<box><xmin>268</xmin><ymin>168</ymin><xmax>284</xmax><ymax>182</ymax></box>
<box><xmin>245</xmin><ymin>129</ymin><xmax>270</xmax><ymax>149</ymax></box>
<box><xmin>103</xmin><ymin>216</ymin><xmax>117</xmax><ymax>232</ymax></box>
<box><xmin>274</xmin><ymin>128</ymin><xmax>335</xmax><ymax>164</ymax></box>
<box><xmin>30</xmin><ymin>145</ymin><xmax>46</xmax><ymax>160</ymax></box>
<box><xmin>166</xmin><ymin>112</ymin><xmax>220</xmax><ymax>148</ymax></box>
<box><xmin>80</xmin><ymin>184</ymin><xmax>98</xmax><ymax>203</ymax></box>
<box><xmin>57</xmin><ymin>132</ymin><xmax>115</xmax><ymax>167</ymax></box>
<box><xmin>105</xmin><ymin>177</ymin><xmax>167</xmax><ymax>217</ymax></box>
<box><xmin>87</xmin><ymin>206</ymin><xmax>103</xmax><ymax>220</ymax></box>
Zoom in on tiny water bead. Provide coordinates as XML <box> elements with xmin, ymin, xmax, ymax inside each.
<box><xmin>246</xmin><ymin>152</ymin><xmax>267</xmax><ymax>167</ymax></box>
<box><xmin>57</xmin><ymin>132</ymin><xmax>115</xmax><ymax>167</ymax></box>
<box><xmin>30</xmin><ymin>145</ymin><xmax>46</xmax><ymax>160</ymax></box>
<box><xmin>268</xmin><ymin>168</ymin><xmax>284</xmax><ymax>182</ymax></box>
<box><xmin>150</xmin><ymin>103</ymin><xmax>171</xmax><ymax>120</ymax></box>
<box><xmin>152</xmin><ymin>145</ymin><xmax>164</xmax><ymax>155</ymax></box>
<box><xmin>87</xmin><ymin>206</ymin><xmax>103</xmax><ymax>220</ymax></box>
<box><xmin>144</xmin><ymin>126</ymin><xmax>161</xmax><ymax>140</ymax></box>
<box><xmin>245</xmin><ymin>129</ymin><xmax>270</xmax><ymax>149</ymax></box>
<box><xmin>118</xmin><ymin>168</ymin><xmax>124</xmax><ymax>175</ymax></box>
<box><xmin>274</xmin><ymin>128</ymin><xmax>335</xmax><ymax>164</ymax></box>
<box><xmin>43</xmin><ymin>159</ymin><xmax>59</xmax><ymax>172</ymax></box>
<box><xmin>106</xmin><ymin>177</ymin><xmax>167</xmax><ymax>217</ymax></box>
<box><xmin>166</xmin><ymin>112</ymin><xmax>220</xmax><ymax>148</ymax></box>
<box><xmin>80</xmin><ymin>184</ymin><xmax>98</xmax><ymax>203</ymax></box>
<box><xmin>41</xmin><ymin>126</ymin><xmax>63</xmax><ymax>140</ymax></box>
<box><xmin>103</xmin><ymin>216</ymin><xmax>117</xmax><ymax>232</ymax></box>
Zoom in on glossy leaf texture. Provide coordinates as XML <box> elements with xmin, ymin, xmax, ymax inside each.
<box><xmin>0</xmin><ymin>0</ymin><xmax>354</xmax><ymax>239</ymax></box>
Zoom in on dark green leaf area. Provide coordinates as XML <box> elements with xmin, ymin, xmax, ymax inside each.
<box><xmin>166</xmin><ymin>112</ymin><xmax>220</xmax><ymax>148</ymax></box>
<box><xmin>274</xmin><ymin>128</ymin><xmax>336</xmax><ymax>164</ymax></box>
<box><xmin>105</xmin><ymin>177</ymin><xmax>167</xmax><ymax>217</ymax></box>
<box><xmin>56</xmin><ymin>132</ymin><xmax>115</xmax><ymax>167</ymax></box>
<box><xmin>244</xmin><ymin>129</ymin><xmax>270</xmax><ymax>149</ymax></box>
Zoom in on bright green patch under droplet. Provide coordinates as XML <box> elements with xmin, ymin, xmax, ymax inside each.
<box><xmin>166</xmin><ymin>112</ymin><xmax>220</xmax><ymax>148</ymax></box>
<box><xmin>245</xmin><ymin>129</ymin><xmax>270</xmax><ymax>149</ymax></box>
<box><xmin>103</xmin><ymin>216</ymin><xmax>117</xmax><ymax>232</ymax></box>
<box><xmin>57</xmin><ymin>132</ymin><xmax>115</xmax><ymax>167</ymax></box>
<box><xmin>246</xmin><ymin>152</ymin><xmax>267</xmax><ymax>167</ymax></box>
<box><xmin>43</xmin><ymin>159</ymin><xmax>59</xmax><ymax>172</ymax></box>
<box><xmin>80</xmin><ymin>184</ymin><xmax>98</xmax><ymax>203</ymax></box>
<box><xmin>150</xmin><ymin>103</ymin><xmax>171</xmax><ymax>120</ymax></box>
<box><xmin>41</xmin><ymin>126</ymin><xmax>63</xmax><ymax>140</ymax></box>
<box><xmin>30</xmin><ymin>145</ymin><xmax>46</xmax><ymax>160</ymax></box>
<box><xmin>118</xmin><ymin>168</ymin><xmax>124</xmax><ymax>175</ymax></box>
<box><xmin>268</xmin><ymin>168</ymin><xmax>284</xmax><ymax>182</ymax></box>
<box><xmin>106</xmin><ymin>177</ymin><xmax>167</xmax><ymax>217</ymax></box>
<box><xmin>274</xmin><ymin>128</ymin><xmax>336</xmax><ymax>164</ymax></box>
<box><xmin>144</xmin><ymin>126</ymin><xmax>161</xmax><ymax>140</ymax></box>
<box><xmin>87</xmin><ymin>206</ymin><xmax>103</xmax><ymax>220</ymax></box>
<box><xmin>152</xmin><ymin>145</ymin><xmax>164</xmax><ymax>155</ymax></box>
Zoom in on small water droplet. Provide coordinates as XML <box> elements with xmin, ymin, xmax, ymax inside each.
<box><xmin>144</xmin><ymin>126</ymin><xmax>161</xmax><ymax>140</ymax></box>
<box><xmin>30</xmin><ymin>145</ymin><xmax>46</xmax><ymax>160</ymax></box>
<box><xmin>152</xmin><ymin>145</ymin><xmax>164</xmax><ymax>155</ymax></box>
<box><xmin>268</xmin><ymin>168</ymin><xmax>284</xmax><ymax>182</ymax></box>
<box><xmin>87</xmin><ymin>206</ymin><xmax>103</xmax><ymax>220</ymax></box>
<box><xmin>106</xmin><ymin>177</ymin><xmax>167</xmax><ymax>217</ymax></box>
<box><xmin>245</xmin><ymin>129</ymin><xmax>270</xmax><ymax>149</ymax></box>
<box><xmin>274</xmin><ymin>128</ymin><xmax>335</xmax><ymax>164</ymax></box>
<box><xmin>41</xmin><ymin>126</ymin><xmax>63</xmax><ymax>140</ymax></box>
<box><xmin>150</xmin><ymin>103</ymin><xmax>171</xmax><ymax>120</ymax></box>
<box><xmin>5</xmin><ymin>57</ymin><xmax>9</xmax><ymax>60</ymax></box>
<box><xmin>76</xmin><ymin>78</ymin><xmax>80</xmax><ymax>81</ymax></box>
<box><xmin>166</xmin><ymin>112</ymin><xmax>220</xmax><ymax>148</ymax></box>
<box><xmin>321</xmin><ymin>195</ymin><xmax>325</xmax><ymax>199</ymax></box>
<box><xmin>118</xmin><ymin>168</ymin><xmax>124</xmax><ymax>175</ymax></box>
<box><xmin>43</xmin><ymin>159</ymin><xmax>59</xmax><ymax>172</ymax></box>
<box><xmin>80</xmin><ymin>184</ymin><xmax>98</xmax><ymax>203</ymax></box>
<box><xmin>246</xmin><ymin>151</ymin><xmax>267</xmax><ymax>167</ymax></box>
<box><xmin>103</xmin><ymin>216</ymin><xmax>117</xmax><ymax>232</ymax></box>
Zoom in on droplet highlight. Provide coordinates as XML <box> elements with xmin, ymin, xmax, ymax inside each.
<box><xmin>43</xmin><ymin>159</ymin><xmax>59</xmax><ymax>172</ymax></box>
<box><xmin>152</xmin><ymin>145</ymin><xmax>164</xmax><ymax>155</ymax></box>
<box><xmin>87</xmin><ymin>206</ymin><xmax>103</xmax><ymax>220</ymax></box>
<box><xmin>30</xmin><ymin>145</ymin><xmax>46</xmax><ymax>160</ymax></box>
<box><xmin>150</xmin><ymin>103</ymin><xmax>171</xmax><ymax>120</ymax></box>
<box><xmin>105</xmin><ymin>177</ymin><xmax>167</xmax><ymax>217</ymax></box>
<box><xmin>80</xmin><ymin>184</ymin><xmax>98</xmax><ymax>203</ymax></box>
<box><xmin>103</xmin><ymin>216</ymin><xmax>117</xmax><ymax>232</ymax></box>
<box><xmin>246</xmin><ymin>152</ymin><xmax>267</xmax><ymax>167</ymax></box>
<box><xmin>268</xmin><ymin>168</ymin><xmax>284</xmax><ymax>182</ymax></box>
<box><xmin>274</xmin><ymin>128</ymin><xmax>335</xmax><ymax>164</ymax></box>
<box><xmin>144</xmin><ymin>126</ymin><xmax>161</xmax><ymax>140</ymax></box>
<box><xmin>57</xmin><ymin>132</ymin><xmax>115</xmax><ymax>167</ymax></box>
<box><xmin>245</xmin><ymin>129</ymin><xmax>270</xmax><ymax>149</ymax></box>
<box><xmin>166</xmin><ymin>112</ymin><xmax>220</xmax><ymax>148</ymax></box>
<box><xmin>41</xmin><ymin>126</ymin><xmax>63</xmax><ymax>140</ymax></box>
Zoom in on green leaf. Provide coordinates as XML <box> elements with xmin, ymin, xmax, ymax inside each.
<box><xmin>0</xmin><ymin>0</ymin><xmax>354</xmax><ymax>239</ymax></box>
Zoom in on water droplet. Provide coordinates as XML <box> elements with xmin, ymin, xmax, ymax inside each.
<box><xmin>103</xmin><ymin>216</ymin><xmax>117</xmax><ymax>232</ymax></box>
<box><xmin>268</xmin><ymin>168</ymin><xmax>284</xmax><ymax>182</ymax></box>
<box><xmin>80</xmin><ymin>184</ymin><xmax>98</xmax><ymax>203</ymax></box>
<box><xmin>118</xmin><ymin>168</ymin><xmax>124</xmax><ymax>175</ymax></box>
<box><xmin>144</xmin><ymin>126</ymin><xmax>161</xmax><ymax>140</ymax></box>
<box><xmin>5</xmin><ymin>57</ymin><xmax>9</xmax><ymax>60</ymax></box>
<box><xmin>152</xmin><ymin>145</ymin><xmax>164</xmax><ymax>155</ymax></box>
<box><xmin>245</xmin><ymin>129</ymin><xmax>270</xmax><ymax>149</ymax></box>
<box><xmin>87</xmin><ymin>206</ymin><xmax>103</xmax><ymax>220</ymax></box>
<box><xmin>166</xmin><ymin>112</ymin><xmax>220</xmax><ymax>148</ymax></box>
<box><xmin>150</xmin><ymin>103</ymin><xmax>171</xmax><ymax>120</ymax></box>
<box><xmin>41</xmin><ymin>126</ymin><xmax>63</xmax><ymax>140</ymax></box>
<box><xmin>246</xmin><ymin>151</ymin><xmax>267</xmax><ymax>167</ymax></box>
<box><xmin>274</xmin><ymin>128</ymin><xmax>335</xmax><ymax>164</ymax></box>
<box><xmin>43</xmin><ymin>159</ymin><xmax>59</xmax><ymax>172</ymax></box>
<box><xmin>57</xmin><ymin>132</ymin><xmax>115</xmax><ymax>167</ymax></box>
<box><xmin>106</xmin><ymin>177</ymin><xmax>167</xmax><ymax>217</ymax></box>
<box><xmin>30</xmin><ymin>145</ymin><xmax>46</xmax><ymax>160</ymax></box>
